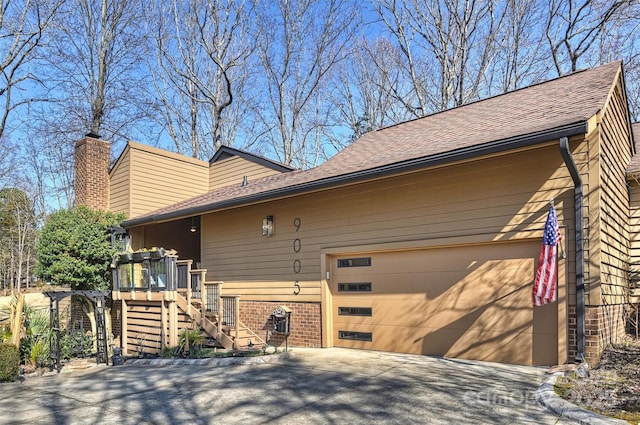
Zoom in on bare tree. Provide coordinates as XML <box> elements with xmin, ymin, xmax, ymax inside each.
<box><xmin>372</xmin><ymin>0</ymin><xmax>506</xmax><ymax>113</ymax></box>
<box><xmin>254</xmin><ymin>0</ymin><xmax>359</xmax><ymax>168</ymax></box>
<box><xmin>485</xmin><ymin>0</ymin><xmax>548</xmax><ymax>94</ymax></box>
<box><xmin>147</xmin><ymin>0</ymin><xmax>256</xmax><ymax>159</ymax></box>
<box><xmin>545</xmin><ymin>0</ymin><xmax>636</xmax><ymax>75</ymax></box>
<box><xmin>329</xmin><ymin>37</ymin><xmax>413</xmax><ymax>147</ymax></box>
<box><xmin>0</xmin><ymin>0</ymin><xmax>62</xmax><ymax>140</ymax></box>
<box><xmin>0</xmin><ymin>188</ymin><xmax>37</xmax><ymax>293</ymax></box>
<box><xmin>371</xmin><ymin>0</ymin><xmax>429</xmax><ymax>116</ymax></box>
<box><xmin>34</xmin><ymin>0</ymin><xmax>148</xmax><ymax>139</ymax></box>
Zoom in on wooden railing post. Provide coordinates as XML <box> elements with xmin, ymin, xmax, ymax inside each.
<box><xmin>198</xmin><ymin>270</ymin><xmax>206</xmax><ymax>299</ymax></box>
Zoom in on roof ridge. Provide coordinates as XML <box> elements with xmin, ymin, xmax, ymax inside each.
<box><xmin>372</xmin><ymin>61</ymin><xmax>622</xmax><ymax>135</ymax></box>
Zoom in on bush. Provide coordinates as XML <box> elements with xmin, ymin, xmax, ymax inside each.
<box><xmin>0</xmin><ymin>343</ymin><xmax>20</xmax><ymax>382</ymax></box>
<box><xmin>0</xmin><ymin>325</ymin><xmax>11</xmax><ymax>343</ymax></box>
<box><xmin>61</xmin><ymin>331</ymin><xmax>93</xmax><ymax>359</ymax></box>
<box><xmin>20</xmin><ymin>308</ymin><xmax>52</xmax><ymax>368</ymax></box>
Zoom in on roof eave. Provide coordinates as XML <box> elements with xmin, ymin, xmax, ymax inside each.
<box><xmin>122</xmin><ymin>121</ymin><xmax>588</xmax><ymax>227</ymax></box>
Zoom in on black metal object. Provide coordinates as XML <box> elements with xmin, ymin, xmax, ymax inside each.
<box><xmin>112</xmin><ymin>255</ymin><xmax>177</xmax><ymax>291</ymax></box>
<box><xmin>109</xmin><ymin>225</ymin><xmax>129</xmax><ymax>251</ymax></box>
<box><xmin>44</xmin><ymin>290</ymin><xmax>111</xmax><ymax>372</ymax></box>
<box><xmin>559</xmin><ymin>137</ymin><xmax>585</xmax><ymax>362</ymax></box>
<box><xmin>269</xmin><ymin>306</ymin><xmax>292</xmax><ymax>352</ymax></box>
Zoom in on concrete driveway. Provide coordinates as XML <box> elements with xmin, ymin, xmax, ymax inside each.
<box><xmin>1</xmin><ymin>348</ymin><xmax>577</xmax><ymax>424</ymax></box>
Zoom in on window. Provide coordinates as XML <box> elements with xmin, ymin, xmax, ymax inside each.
<box><xmin>338</xmin><ymin>331</ymin><xmax>372</xmax><ymax>341</ymax></box>
<box><xmin>337</xmin><ymin>257</ymin><xmax>371</xmax><ymax>268</ymax></box>
<box><xmin>338</xmin><ymin>282</ymin><xmax>372</xmax><ymax>292</ymax></box>
<box><xmin>338</xmin><ymin>307</ymin><xmax>372</xmax><ymax>316</ymax></box>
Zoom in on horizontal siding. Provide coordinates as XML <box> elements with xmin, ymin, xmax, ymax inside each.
<box><xmin>209</xmin><ymin>156</ymin><xmax>284</xmax><ymax>190</ymax></box>
<box><xmin>596</xmin><ymin>82</ymin><xmax>632</xmax><ymax>306</ymax></box>
<box><xmin>202</xmin><ymin>143</ymin><xmax>581</xmax><ymax>304</ymax></box>
<box><xmin>126</xmin><ymin>302</ymin><xmax>163</xmax><ymax>353</ymax></box>
<box><xmin>628</xmin><ymin>183</ymin><xmax>640</xmax><ymax>285</ymax></box>
<box><xmin>109</xmin><ymin>148</ymin><xmax>131</xmax><ymax>216</ymax></box>
<box><xmin>221</xmin><ymin>280</ymin><xmax>320</xmax><ymax>302</ymax></box>
<box><xmin>129</xmin><ymin>146</ymin><xmax>209</xmax><ymax>218</ymax></box>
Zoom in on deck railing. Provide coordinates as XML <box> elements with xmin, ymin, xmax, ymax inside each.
<box><xmin>221</xmin><ymin>295</ymin><xmax>241</xmax><ymax>345</ymax></box>
<box><xmin>204</xmin><ymin>281</ymin><xmax>222</xmax><ymax>313</ymax></box>
<box><xmin>114</xmin><ymin>256</ymin><xmax>243</xmax><ymax>350</ymax></box>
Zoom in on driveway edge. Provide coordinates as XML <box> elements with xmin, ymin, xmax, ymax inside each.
<box><xmin>536</xmin><ymin>372</ymin><xmax>628</xmax><ymax>425</ymax></box>
<box><xmin>123</xmin><ymin>351</ymin><xmax>294</xmax><ymax>367</ymax></box>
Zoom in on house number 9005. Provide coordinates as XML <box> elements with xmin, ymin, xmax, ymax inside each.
<box><xmin>293</xmin><ymin>218</ymin><xmax>301</xmax><ymax>275</ymax></box>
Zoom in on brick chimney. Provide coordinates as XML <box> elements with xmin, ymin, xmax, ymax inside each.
<box><xmin>74</xmin><ymin>134</ymin><xmax>111</xmax><ymax>210</ymax></box>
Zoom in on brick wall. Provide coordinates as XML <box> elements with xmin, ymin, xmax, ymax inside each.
<box><xmin>239</xmin><ymin>301</ymin><xmax>321</xmax><ymax>348</ymax></box>
<box><xmin>68</xmin><ymin>297</ymin><xmax>92</xmax><ymax>333</ymax></box>
<box><xmin>568</xmin><ymin>304</ymin><xmax>628</xmax><ymax>365</ymax></box>
<box><xmin>74</xmin><ymin>136</ymin><xmax>111</xmax><ymax>209</ymax></box>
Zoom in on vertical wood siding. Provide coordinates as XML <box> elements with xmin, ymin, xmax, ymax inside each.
<box><xmin>201</xmin><ymin>143</ymin><xmax>579</xmax><ymax>304</ymax></box>
<box><xmin>209</xmin><ymin>156</ymin><xmax>284</xmax><ymax>190</ymax></box>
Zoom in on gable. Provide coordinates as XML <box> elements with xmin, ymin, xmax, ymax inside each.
<box><xmin>110</xmin><ymin>142</ymin><xmax>209</xmax><ymax>219</ymax></box>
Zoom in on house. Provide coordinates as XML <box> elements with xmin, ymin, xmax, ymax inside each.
<box><xmin>75</xmin><ymin>61</ymin><xmax>636</xmax><ymax>366</ymax></box>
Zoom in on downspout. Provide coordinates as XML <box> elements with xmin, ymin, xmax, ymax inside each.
<box><xmin>559</xmin><ymin>136</ymin><xmax>585</xmax><ymax>362</ymax></box>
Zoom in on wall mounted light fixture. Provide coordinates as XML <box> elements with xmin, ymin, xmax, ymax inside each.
<box><xmin>262</xmin><ymin>215</ymin><xmax>274</xmax><ymax>237</ymax></box>
<box><xmin>190</xmin><ymin>217</ymin><xmax>198</xmax><ymax>233</ymax></box>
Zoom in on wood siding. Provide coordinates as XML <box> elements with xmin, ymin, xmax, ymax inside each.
<box><xmin>201</xmin><ymin>142</ymin><xmax>579</xmax><ymax>305</ymax></box>
<box><xmin>209</xmin><ymin>156</ymin><xmax>284</xmax><ymax>190</ymax></box>
<box><xmin>127</xmin><ymin>143</ymin><xmax>209</xmax><ymax>218</ymax></box>
<box><xmin>629</xmin><ymin>183</ymin><xmax>640</xmax><ymax>289</ymax></box>
<box><xmin>126</xmin><ymin>301</ymin><xmax>164</xmax><ymax>354</ymax></box>
<box><xmin>109</xmin><ymin>147</ymin><xmax>131</xmax><ymax>216</ymax></box>
<box><xmin>589</xmin><ymin>79</ymin><xmax>633</xmax><ymax>306</ymax></box>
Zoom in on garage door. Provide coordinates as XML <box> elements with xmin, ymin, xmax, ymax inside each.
<box><xmin>330</xmin><ymin>241</ymin><xmax>558</xmax><ymax>365</ymax></box>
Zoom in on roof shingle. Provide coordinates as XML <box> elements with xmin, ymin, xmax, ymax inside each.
<box><xmin>124</xmin><ymin>61</ymin><xmax>622</xmax><ymax>226</ymax></box>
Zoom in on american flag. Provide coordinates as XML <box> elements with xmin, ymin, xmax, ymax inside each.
<box><xmin>533</xmin><ymin>206</ymin><xmax>561</xmax><ymax>307</ymax></box>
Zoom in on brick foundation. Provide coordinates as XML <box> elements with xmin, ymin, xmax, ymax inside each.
<box><xmin>568</xmin><ymin>304</ymin><xmax>628</xmax><ymax>365</ymax></box>
<box><xmin>239</xmin><ymin>301</ymin><xmax>321</xmax><ymax>348</ymax></box>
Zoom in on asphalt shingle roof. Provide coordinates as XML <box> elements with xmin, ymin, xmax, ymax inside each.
<box><xmin>124</xmin><ymin>61</ymin><xmax>622</xmax><ymax>226</ymax></box>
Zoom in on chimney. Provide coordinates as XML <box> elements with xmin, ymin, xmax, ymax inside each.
<box><xmin>74</xmin><ymin>134</ymin><xmax>111</xmax><ymax>210</ymax></box>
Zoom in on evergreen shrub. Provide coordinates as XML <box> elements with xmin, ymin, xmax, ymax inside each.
<box><xmin>0</xmin><ymin>343</ymin><xmax>20</xmax><ymax>382</ymax></box>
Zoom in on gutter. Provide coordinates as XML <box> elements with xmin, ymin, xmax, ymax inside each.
<box><xmin>123</xmin><ymin>122</ymin><xmax>588</xmax><ymax>227</ymax></box>
<box><xmin>559</xmin><ymin>136</ymin><xmax>585</xmax><ymax>362</ymax></box>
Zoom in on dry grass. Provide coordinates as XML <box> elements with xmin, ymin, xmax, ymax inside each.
<box><xmin>555</xmin><ymin>337</ymin><xmax>640</xmax><ymax>424</ymax></box>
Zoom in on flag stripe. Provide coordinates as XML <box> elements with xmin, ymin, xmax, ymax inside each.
<box><xmin>533</xmin><ymin>206</ymin><xmax>560</xmax><ymax>307</ymax></box>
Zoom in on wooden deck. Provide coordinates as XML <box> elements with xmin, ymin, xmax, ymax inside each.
<box><xmin>112</xmin><ymin>258</ymin><xmax>264</xmax><ymax>356</ymax></box>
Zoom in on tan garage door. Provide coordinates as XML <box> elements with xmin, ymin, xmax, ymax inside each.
<box><xmin>330</xmin><ymin>241</ymin><xmax>558</xmax><ymax>365</ymax></box>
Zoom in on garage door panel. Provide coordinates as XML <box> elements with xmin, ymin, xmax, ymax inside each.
<box><xmin>335</xmin><ymin>263</ymin><xmax>535</xmax><ymax>299</ymax></box>
<box><xmin>334</xmin><ymin>297</ymin><xmax>535</xmax><ymax>332</ymax></box>
<box><xmin>331</xmin><ymin>241</ymin><xmax>559</xmax><ymax>366</ymax></box>
<box><xmin>333</xmin><ymin>322</ymin><xmax>533</xmax><ymax>364</ymax></box>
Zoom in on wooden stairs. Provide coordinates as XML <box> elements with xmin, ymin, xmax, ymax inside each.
<box><xmin>175</xmin><ymin>277</ymin><xmax>266</xmax><ymax>351</ymax></box>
